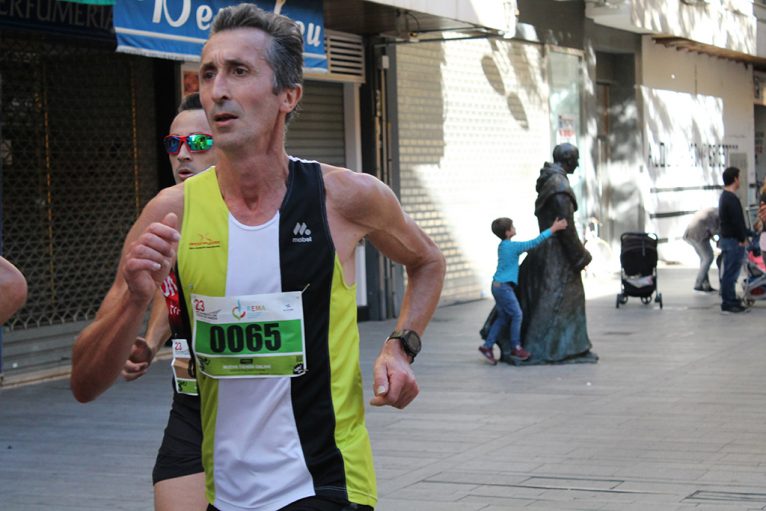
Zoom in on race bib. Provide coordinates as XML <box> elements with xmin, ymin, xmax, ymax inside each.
<box><xmin>171</xmin><ymin>339</ymin><xmax>198</xmax><ymax>396</ymax></box>
<box><xmin>191</xmin><ymin>292</ymin><xmax>306</xmax><ymax>379</ymax></box>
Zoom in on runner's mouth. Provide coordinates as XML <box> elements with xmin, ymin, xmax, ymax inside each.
<box><xmin>177</xmin><ymin>168</ymin><xmax>194</xmax><ymax>180</ymax></box>
<box><xmin>214</xmin><ymin>113</ymin><xmax>237</xmax><ymax>122</ymax></box>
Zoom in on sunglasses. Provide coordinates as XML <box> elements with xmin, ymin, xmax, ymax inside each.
<box><xmin>163</xmin><ymin>133</ymin><xmax>214</xmax><ymax>155</ymax></box>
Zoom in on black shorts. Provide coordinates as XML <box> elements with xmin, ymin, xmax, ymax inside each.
<box><xmin>208</xmin><ymin>496</ymin><xmax>373</xmax><ymax>511</ymax></box>
<box><xmin>152</xmin><ymin>388</ymin><xmax>203</xmax><ymax>485</ymax></box>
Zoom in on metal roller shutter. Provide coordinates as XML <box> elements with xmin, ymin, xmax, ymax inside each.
<box><xmin>1</xmin><ymin>34</ymin><xmax>159</xmax><ymax>383</ymax></box>
<box><xmin>286</xmin><ymin>80</ymin><xmax>345</xmax><ymax>167</ymax></box>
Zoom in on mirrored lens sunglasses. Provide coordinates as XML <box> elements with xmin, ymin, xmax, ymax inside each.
<box><xmin>163</xmin><ymin>133</ymin><xmax>214</xmax><ymax>155</ymax></box>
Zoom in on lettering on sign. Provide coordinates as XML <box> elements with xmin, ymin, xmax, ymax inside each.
<box><xmin>150</xmin><ymin>0</ymin><xmax>322</xmax><ymax>46</ymax></box>
<box><xmin>0</xmin><ymin>0</ymin><xmax>112</xmax><ymax>30</ymax></box>
<box><xmin>647</xmin><ymin>141</ymin><xmax>739</xmax><ymax>170</ymax></box>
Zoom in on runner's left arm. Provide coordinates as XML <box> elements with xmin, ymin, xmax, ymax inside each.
<box><xmin>348</xmin><ymin>173</ymin><xmax>446</xmax><ymax>409</ymax></box>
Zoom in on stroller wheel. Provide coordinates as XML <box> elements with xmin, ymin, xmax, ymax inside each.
<box><xmin>615</xmin><ymin>294</ymin><xmax>622</xmax><ymax>308</ymax></box>
<box><xmin>640</xmin><ymin>296</ymin><xmax>651</xmax><ymax>305</ymax></box>
<box><xmin>655</xmin><ymin>293</ymin><xmax>663</xmax><ymax>309</ymax></box>
<box><xmin>745</xmin><ymin>298</ymin><xmax>755</xmax><ymax>307</ymax></box>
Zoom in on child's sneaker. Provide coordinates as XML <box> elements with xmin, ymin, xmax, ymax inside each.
<box><xmin>510</xmin><ymin>346</ymin><xmax>530</xmax><ymax>361</ymax></box>
<box><xmin>478</xmin><ymin>345</ymin><xmax>497</xmax><ymax>365</ymax></box>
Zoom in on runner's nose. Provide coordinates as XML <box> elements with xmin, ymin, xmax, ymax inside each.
<box><xmin>177</xmin><ymin>144</ymin><xmax>192</xmax><ymax>161</ymax></box>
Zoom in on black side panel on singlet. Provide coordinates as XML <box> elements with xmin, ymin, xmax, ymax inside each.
<box><xmin>279</xmin><ymin>158</ymin><xmax>347</xmax><ymax>499</ymax></box>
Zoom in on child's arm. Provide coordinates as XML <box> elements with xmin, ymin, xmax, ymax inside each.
<box><xmin>513</xmin><ymin>217</ymin><xmax>568</xmax><ymax>252</ymax></box>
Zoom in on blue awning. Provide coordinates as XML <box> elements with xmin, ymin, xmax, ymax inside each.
<box><xmin>114</xmin><ymin>0</ymin><xmax>326</xmax><ymax>72</ymax></box>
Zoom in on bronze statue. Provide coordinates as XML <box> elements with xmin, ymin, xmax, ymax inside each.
<box><xmin>514</xmin><ymin>143</ymin><xmax>598</xmax><ymax>364</ymax></box>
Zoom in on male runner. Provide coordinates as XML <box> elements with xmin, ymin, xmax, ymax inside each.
<box><xmin>121</xmin><ymin>92</ymin><xmax>214</xmax><ymax>511</ymax></box>
<box><xmin>71</xmin><ymin>5</ymin><xmax>445</xmax><ymax>511</ymax></box>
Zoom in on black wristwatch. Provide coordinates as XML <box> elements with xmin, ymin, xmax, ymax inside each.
<box><xmin>387</xmin><ymin>329</ymin><xmax>422</xmax><ymax>362</ymax></box>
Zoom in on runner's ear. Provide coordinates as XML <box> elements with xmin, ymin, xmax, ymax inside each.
<box><xmin>281</xmin><ymin>85</ymin><xmax>302</xmax><ymax>115</ymax></box>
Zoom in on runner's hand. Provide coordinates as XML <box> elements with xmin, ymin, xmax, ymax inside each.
<box><xmin>369</xmin><ymin>340</ymin><xmax>419</xmax><ymax>409</ymax></box>
<box><xmin>123</xmin><ymin>213</ymin><xmax>180</xmax><ymax>305</ymax></box>
<box><xmin>122</xmin><ymin>336</ymin><xmax>155</xmax><ymax>381</ymax></box>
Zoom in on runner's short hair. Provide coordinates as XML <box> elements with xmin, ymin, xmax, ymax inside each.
<box><xmin>177</xmin><ymin>92</ymin><xmax>203</xmax><ymax>114</ymax></box>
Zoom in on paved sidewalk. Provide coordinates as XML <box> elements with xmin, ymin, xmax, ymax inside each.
<box><xmin>2</xmin><ymin>267</ymin><xmax>766</xmax><ymax>510</ymax></box>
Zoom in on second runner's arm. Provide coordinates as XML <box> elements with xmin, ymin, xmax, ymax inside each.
<box><xmin>122</xmin><ymin>288</ymin><xmax>172</xmax><ymax>382</ymax></box>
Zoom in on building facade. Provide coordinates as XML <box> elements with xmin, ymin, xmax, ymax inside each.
<box><xmin>586</xmin><ymin>0</ymin><xmax>766</xmax><ymax>261</ymax></box>
<box><xmin>5</xmin><ymin>0</ymin><xmax>766</xmax><ymax>382</ymax></box>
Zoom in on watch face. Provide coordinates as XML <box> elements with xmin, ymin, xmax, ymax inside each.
<box><xmin>403</xmin><ymin>331</ymin><xmax>421</xmax><ymax>354</ymax></box>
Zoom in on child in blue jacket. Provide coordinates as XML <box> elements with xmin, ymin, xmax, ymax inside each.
<box><xmin>479</xmin><ymin>215</ymin><xmax>567</xmax><ymax>364</ymax></box>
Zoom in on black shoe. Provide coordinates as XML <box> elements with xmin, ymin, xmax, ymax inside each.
<box><xmin>721</xmin><ymin>304</ymin><xmax>746</xmax><ymax>313</ymax></box>
<box><xmin>694</xmin><ymin>285</ymin><xmax>717</xmax><ymax>293</ymax></box>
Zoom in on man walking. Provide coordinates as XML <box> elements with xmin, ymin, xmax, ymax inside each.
<box><xmin>70</xmin><ymin>4</ymin><xmax>446</xmax><ymax>511</ymax></box>
<box><xmin>718</xmin><ymin>166</ymin><xmax>748</xmax><ymax>313</ymax></box>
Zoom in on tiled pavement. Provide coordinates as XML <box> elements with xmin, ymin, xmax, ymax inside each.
<box><xmin>2</xmin><ymin>266</ymin><xmax>766</xmax><ymax>510</ymax></box>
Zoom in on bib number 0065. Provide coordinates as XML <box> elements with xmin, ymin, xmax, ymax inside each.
<box><xmin>209</xmin><ymin>322</ymin><xmax>282</xmax><ymax>353</ymax></box>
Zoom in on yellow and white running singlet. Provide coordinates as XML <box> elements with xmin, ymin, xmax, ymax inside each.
<box><xmin>177</xmin><ymin>159</ymin><xmax>376</xmax><ymax>511</ymax></box>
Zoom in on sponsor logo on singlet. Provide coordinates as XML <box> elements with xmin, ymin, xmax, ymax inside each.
<box><xmin>189</xmin><ymin>232</ymin><xmax>222</xmax><ymax>250</ymax></box>
<box><xmin>292</xmin><ymin>222</ymin><xmax>313</xmax><ymax>243</ymax></box>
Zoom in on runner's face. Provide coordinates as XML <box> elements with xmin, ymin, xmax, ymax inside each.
<box><xmin>167</xmin><ymin>109</ymin><xmax>215</xmax><ymax>183</ymax></box>
<box><xmin>199</xmin><ymin>28</ymin><xmax>298</xmax><ymax>152</ymax></box>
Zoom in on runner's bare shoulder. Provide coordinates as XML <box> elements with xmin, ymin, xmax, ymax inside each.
<box><xmin>321</xmin><ymin>163</ymin><xmax>394</xmax><ymax>230</ymax></box>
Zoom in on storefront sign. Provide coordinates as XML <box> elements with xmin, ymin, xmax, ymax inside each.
<box><xmin>0</xmin><ymin>0</ymin><xmax>113</xmax><ymax>40</ymax></box>
<box><xmin>114</xmin><ymin>0</ymin><xmax>326</xmax><ymax>70</ymax></box>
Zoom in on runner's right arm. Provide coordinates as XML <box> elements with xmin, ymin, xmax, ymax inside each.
<box><xmin>71</xmin><ymin>189</ymin><xmax>183</xmax><ymax>403</ymax></box>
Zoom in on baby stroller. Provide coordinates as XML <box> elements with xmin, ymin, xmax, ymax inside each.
<box><xmin>741</xmin><ymin>244</ymin><xmax>766</xmax><ymax>306</ymax></box>
<box><xmin>616</xmin><ymin>232</ymin><xmax>663</xmax><ymax>309</ymax></box>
